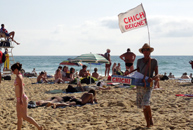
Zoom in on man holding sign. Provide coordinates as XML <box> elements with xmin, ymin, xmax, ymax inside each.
<box><xmin>136</xmin><ymin>43</ymin><xmax>158</xmax><ymax>128</ymax></box>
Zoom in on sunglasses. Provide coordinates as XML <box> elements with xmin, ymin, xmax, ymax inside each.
<box><xmin>142</xmin><ymin>48</ymin><xmax>150</xmax><ymax>52</ymax></box>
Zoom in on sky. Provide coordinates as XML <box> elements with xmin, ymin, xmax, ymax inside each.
<box><xmin>1</xmin><ymin>0</ymin><xmax>193</xmax><ymax>56</ymax></box>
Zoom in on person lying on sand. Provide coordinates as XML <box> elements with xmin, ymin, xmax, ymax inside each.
<box><xmin>47</xmin><ymin>89</ymin><xmax>97</xmax><ymax>109</ymax></box>
<box><xmin>36</xmin><ymin>96</ymin><xmax>75</xmax><ymax>106</ymax></box>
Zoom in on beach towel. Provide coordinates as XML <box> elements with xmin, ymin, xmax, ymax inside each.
<box><xmin>177</xmin><ymin>79</ymin><xmax>191</xmax><ymax>83</ymax></box>
<box><xmin>106</xmin><ymin>82</ymin><xmax>121</xmax><ymax>86</ymax></box>
<box><xmin>45</xmin><ymin>89</ymin><xmax>66</xmax><ymax>94</ymax></box>
<box><xmin>54</xmin><ymin>102</ymin><xmax>98</xmax><ymax>109</ymax></box>
<box><xmin>175</xmin><ymin>94</ymin><xmax>193</xmax><ymax>97</ymax></box>
<box><xmin>32</xmin><ymin>82</ymin><xmax>55</xmax><ymax>84</ymax></box>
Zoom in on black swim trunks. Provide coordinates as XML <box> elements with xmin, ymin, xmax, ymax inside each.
<box><xmin>69</xmin><ymin>98</ymin><xmax>82</xmax><ymax>105</ymax></box>
<box><xmin>62</xmin><ymin>96</ymin><xmax>72</xmax><ymax>102</ymax></box>
<box><xmin>125</xmin><ymin>63</ymin><xmax>133</xmax><ymax>67</ymax></box>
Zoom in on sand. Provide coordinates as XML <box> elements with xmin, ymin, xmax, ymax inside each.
<box><xmin>1</xmin><ymin>75</ymin><xmax>193</xmax><ymax>130</ymax></box>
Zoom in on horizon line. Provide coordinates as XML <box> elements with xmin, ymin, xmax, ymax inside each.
<box><xmin>13</xmin><ymin>55</ymin><xmax>193</xmax><ymax>56</ymax></box>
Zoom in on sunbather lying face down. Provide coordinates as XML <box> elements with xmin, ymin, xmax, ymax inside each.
<box><xmin>46</xmin><ymin>89</ymin><xmax>97</xmax><ymax>109</ymax></box>
<box><xmin>36</xmin><ymin>96</ymin><xmax>75</xmax><ymax>106</ymax></box>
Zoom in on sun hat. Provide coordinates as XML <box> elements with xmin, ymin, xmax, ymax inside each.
<box><xmin>139</xmin><ymin>43</ymin><xmax>154</xmax><ymax>53</ymax></box>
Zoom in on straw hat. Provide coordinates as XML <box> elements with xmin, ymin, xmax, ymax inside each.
<box><xmin>139</xmin><ymin>43</ymin><xmax>154</xmax><ymax>53</ymax></box>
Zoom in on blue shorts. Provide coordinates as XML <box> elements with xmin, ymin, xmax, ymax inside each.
<box><xmin>136</xmin><ymin>86</ymin><xmax>152</xmax><ymax>108</ymax></box>
<box><xmin>5</xmin><ymin>33</ymin><xmax>10</xmax><ymax>37</ymax></box>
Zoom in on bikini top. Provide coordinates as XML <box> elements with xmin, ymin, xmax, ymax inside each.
<box><xmin>14</xmin><ymin>73</ymin><xmax>25</xmax><ymax>86</ymax></box>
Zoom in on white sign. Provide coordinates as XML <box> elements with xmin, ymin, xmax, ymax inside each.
<box><xmin>118</xmin><ymin>4</ymin><xmax>147</xmax><ymax>33</ymax></box>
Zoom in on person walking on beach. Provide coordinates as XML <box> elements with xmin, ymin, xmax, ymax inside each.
<box><xmin>104</xmin><ymin>49</ymin><xmax>111</xmax><ymax>76</ymax></box>
<box><xmin>11</xmin><ymin>63</ymin><xmax>42</xmax><ymax>130</ymax></box>
<box><xmin>136</xmin><ymin>43</ymin><xmax>158</xmax><ymax>128</ymax></box>
<box><xmin>120</xmin><ymin>48</ymin><xmax>136</xmax><ymax>72</ymax></box>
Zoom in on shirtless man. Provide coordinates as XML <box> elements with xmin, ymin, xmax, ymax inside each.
<box><xmin>37</xmin><ymin>71</ymin><xmax>48</xmax><ymax>83</ymax></box>
<box><xmin>79</xmin><ymin>65</ymin><xmax>88</xmax><ymax>78</ymax></box>
<box><xmin>92</xmin><ymin>68</ymin><xmax>99</xmax><ymax>79</ymax></box>
<box><xmin>120</xmin><ymin>48</ymin><xmax>136</xmax><ymax>72</ymax></box>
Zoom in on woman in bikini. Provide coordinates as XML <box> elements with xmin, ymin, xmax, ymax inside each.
<box><xmin>54</xmin><ymin>69</ymin><xmax>64</xmax><ymax>83</ymax></box>
<box><xmin>11</xmin><ymin>63</ymin><xmax>42</xmax><ymax>130</ymax></box>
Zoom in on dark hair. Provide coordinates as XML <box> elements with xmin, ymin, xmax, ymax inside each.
<box><xmin>58</xmin><ymin>66</ymin><xmax>62</xmax><ymax>69</ymax></box>
<box><xmin>11</xmin><ymin>62</ymin><xmax>22</xmax><ymax>71</ymax></box>
<box><xmin>1</xmin><ymin>24</ymin><xmax>4</xmax><ymax>27</ymax></box>
<box><xmin>83</xmin><ymin>65</ymin><xmax>87</xmax><ymax>69</ymax></box>
<box><xmin>94</xmin><ymin>68</ymin><xmax>97</xmax><ymax>72</ymax></box>
<box><xmin>62</xmin><ymin>66</ymin><xmax>66</xmax><ymax>71</ymax></box>
<box><xmin>40</xmin><ymin>71</ymin><xmax>45</xmax><ymax>75</ymax></box>
<box><xmin>127</xmin><ymin>48</ymin><xmax>130</xmax><ymax>52</ymax></box>
<box><xmin>70</xmin><ymin>67</ymin><xmax>75</xmax><ymax>74</ymax></box>
<box><xmin>88</xmin><ymin>89</ymin><xmax>96</xmax><ymax>96</ymax></box>
<box><xmin>56</xmin><ymin>69</ymin><xmax>60</xmax><ymax>73</ymax></box>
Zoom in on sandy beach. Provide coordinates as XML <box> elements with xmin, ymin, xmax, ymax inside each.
<box><xmin>1</xmin><ymin>75</ymin><xmax>193</xmax><ymax>130</ymax></box>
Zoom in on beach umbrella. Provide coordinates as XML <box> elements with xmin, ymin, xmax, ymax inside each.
<box><xmin>71</xmin><ymin>53</ymin><xmax>109</xmax><ymax>84</ymax></box>
<box><xmin>71</xmin><ymin>53</ymin><xmax>109</xmax><ymax>64</ymax></box>
<box><xmin>59</xmin><ymin>60</ymin><xmax>83</xmax><ymax>66</ymax></box>
<box><xmin>88</xmin><ymin>63</ymin><xmax>103</xmax><ymax>76</ymax></box>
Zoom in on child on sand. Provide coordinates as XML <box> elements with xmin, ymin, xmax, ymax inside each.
<box><xmin>11</xmin><ymin>63</ymin><xmax>42</xmax><ymax>130</ymax></box>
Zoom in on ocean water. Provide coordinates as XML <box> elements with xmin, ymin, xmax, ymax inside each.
<box><xmin>13</xmin><ymin>56</ymin><xmax>193</xmax><ymax>78</ymax></box>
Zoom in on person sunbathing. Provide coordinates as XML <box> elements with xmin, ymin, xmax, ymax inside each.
<box><xmin>79</xmin><ymin>65</ymin><xmax>89</xmax><ymax>78</ymax></box>
<box><xmin>168</xmin><ymin>72</ymin><xmax>175</xmax><ymax>78</ymax></box>
<box><xmin>47</xmin><ymin>89</ymin><xmax>97</xmax><ymax>108</ymax></box>
<box><xmin>181</xmin><ymin>72</ymin><xmax>190</xmax><ymax>79</ymax></box>
<box><xmin>55</xmin><ymin>69</ymin><xmax>64</xmax><ymax>83</ymax></box>
<box><xmin>37</xmin><ymin>71</ymin><xmax>48</xmax><ymax>83</ymax></box>
<box><xmin>112</xmin><ymin>63</ymin><xmax>117</xmax><ymax>75</ymax></box>
<box><xmin>92</xmin><ymin>68</ymin><xmax>99</xmax><ymax>79</ymax></box>
<box><xmin>36</xmin><ymin>96</ymin><xmax>74</xmax><ymax>106</ymax></box>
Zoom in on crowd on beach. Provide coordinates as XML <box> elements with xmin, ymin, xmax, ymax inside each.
<box><xmin>1</xmin><ymin>39</ymin><xmax>193</xmax><ymax>129</ymax></box>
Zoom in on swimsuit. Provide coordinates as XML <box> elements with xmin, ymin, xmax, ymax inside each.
<box><xmin>0</xmin><ymin>28</ymin><xmax>10</xmax><ymax>36</ymax></box>
<box><xmin>50</xmin><ymin>96</ymin><xmax>72</xmax><ymax>102</ymax></box>
<box><xmin>14</xmin><ymin>73</ymin><xmax>28</xmax><ymax>102</ymax></box>
<box><xmin>62</xmin><ymin>96</ymin><xmax>72</xmax><ymax>102</ymax></box>
<box><xmin>125</xmin><ymin>63</ymin><xmax>133</xmax><ymax>67</ymax></box>
<box><xmin>17</xmin><ymin>94</ymin><xmax>28</xmax><ymax>103</ymax></box>
<box><xmin>69</xmin><ymin>98</ymin><xmax>82</xmax><ymax>105</ymax></box>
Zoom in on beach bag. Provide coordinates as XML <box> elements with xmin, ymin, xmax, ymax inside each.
<box><xmin>4</xmin><ymin>75</ymin><xmax>11</xmax><ymax>80</ymax></box>
<box><xmin>66</xmin><ymin>85</ymin><xmax>78</xmax><ymax>93</ymax></box>
<box><xmin>86</xmin><ymin>77</ymin><xmax>95</xmax><ymax>84</ymax></box>
<box><xmin>81</xmin><ymin>77</ymin><xmax>87</xmax><ymax>83</ymax></box>
<box><xmin>28</xmin><ymin>101</ymin><xmax>37</xmax><ymax>109</ymax></box>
